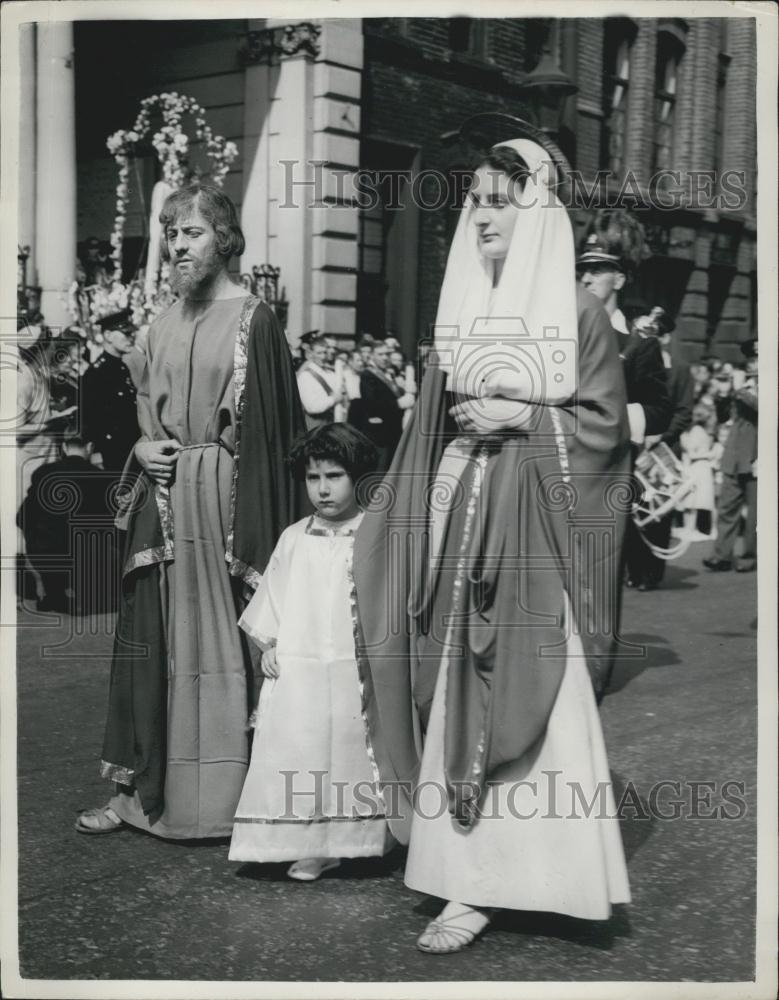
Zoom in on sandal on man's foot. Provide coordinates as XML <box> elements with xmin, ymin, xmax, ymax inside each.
<box><xmin>417</xmin><ymin>903</ymin><xmax>494</xmax><ymax>954</ymax></box>
<box><xmin>286</xmin><ymin>857</ymin><xmax>341</xmax><ymax>881</ymax></box>
<box><xmin>75</xmin><ymin>805</ymin><xmax>123</xmax><ymax>835</ymax></box>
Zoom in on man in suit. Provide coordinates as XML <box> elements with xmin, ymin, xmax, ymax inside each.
<box><xmin>351</xmin><ymin>339</ymin><xmax>414</xmax><ymax>472</ymax></box>
<box><xmin>630</xmin><ymin>307</ymin><xmax>694</xmax><ymax>589</ymax></box>
<box><xmin>703</xmin><ymin>338</ymin><xmax>758</xmax><ymax>573</ymax></box>
<box><xmin>577</xmin><ymin>211</ymin><xmax>671</xmax><ymax>447</ymax></box>
<box><xmin>17</xmin><ymin>430</ymin><xmax>120</xmax><ymax>613</ymax></box>
<box><xmin>296</xmin><ymin>333</ymin><xmax>344</xmax><ymax>429</ymax></box>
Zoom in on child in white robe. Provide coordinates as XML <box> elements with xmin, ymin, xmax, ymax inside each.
<box><xmin>680</xmin><ymin>405</ymin><xmax>716</xmax><ymax>539</ymax></box>
<box><xmin>229</xmin><ymin>424</ymin><xmax>389</xmax><ymax>881</ymax></box>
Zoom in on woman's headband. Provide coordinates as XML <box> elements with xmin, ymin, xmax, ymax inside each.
<box><xmin>458</xmin><ymin>112</ymin><xmax>572</xmax><ymax>200</ymax></box>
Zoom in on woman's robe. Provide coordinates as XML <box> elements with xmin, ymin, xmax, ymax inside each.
<box><xmin>352</xmin><ymin>286</ymin><xmax>632</xmax><ymax>844</ymax></box>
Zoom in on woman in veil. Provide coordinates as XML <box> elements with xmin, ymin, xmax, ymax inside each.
<box><xmin>353</xmin><ymin>117</ymin><xmax>632</xmax><ymax>953</ymax></box>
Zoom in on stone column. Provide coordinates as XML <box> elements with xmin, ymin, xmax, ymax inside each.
<box><xmin>35</xmin><ymin>22</ymin><xmax>77</xmax><ymax>331</ymax></box>
<box><xmin>722</xmin><ymin>18</ymin><xmax>757</xmax><ymax>216</ymax></box>
<box><xmin>688</xmin><ymin>20</ymin><xmax>717</xmax><ymax>175</ymax></box>
<box><xmin>267</xmin><ymin>32</ymin><xmax>315</xmax><ymax>343</ymax></box>
<box><xmin>240</xmin><ymin>19</ymin><xmax>276</xmax><ymax>278</ymax></box>
<box><xmin>624</xmin><ymin>19</ymin><xmax>656</xmax><ymax>188</ymax></box>
<box><xmin>240</xmin><ymin>18</ymin><xmax>363</xmax><ymax>346</ymax></box>
<box><xmin>18</xmin><ymin>23</ymin><xmax>36</xmax><ymax>271</ymax></box>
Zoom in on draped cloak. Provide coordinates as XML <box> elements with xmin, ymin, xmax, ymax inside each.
<box><xmin>100</xmin><ymin>296</ymin><xmax>308</xmax><ymax>837</ymax></box>
<box><xmin>352</xmin><ymin>286</ymin><xmax>631</xmax><ymax>841</ymax></box>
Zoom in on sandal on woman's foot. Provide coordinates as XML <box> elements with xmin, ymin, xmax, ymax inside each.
<box><xmin>75</xmin><ymin>805</ymin><xmax>123</xmax><ymax>835</ymax></box>
<box><xmin>417</xmin><ymin>903</ymin><xmax>494</xmax><ymax>954</ymax></box>
<box><xmin>286</xmin><ymin>857</ymin><xmax>341</xmax><ymax>882</ymax></box>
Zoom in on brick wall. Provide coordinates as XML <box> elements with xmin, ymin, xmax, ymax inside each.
<box><xmin>722</xmin><ymin>18</ymin><xmax>757</xmax><ymax>213</ymax></box>
<box><xmin>361</xmin><ymin>18</ymin><xmax>537</xmax><ymax>341</ymax></box>
<box><xmin>75</xmin><ymin>20</ymin><xmax>247</xmax><ymax>244</ymax></box>
<box><xmin>689</xmin><ymin>20</ymin><xmax>718</xmax><ymax>174</ymax></box>
<box><xmin>573</xmin><ymin>19</ymin><xmax>604</xmax><ymax>178</ymax></box>
<box><xmin>72</xmin><ymin>15</ymin><xmax>757</xmax><ymax>357</ymax></box>
<box><xmin>625</xmin><ymin>19</ymin><xmax>656</xmax><ymax>187</ymax></box>
<box><xmin>360</xmin><ymin>15</ymin><xmax>757</xmax><ymax>358</ymax></box>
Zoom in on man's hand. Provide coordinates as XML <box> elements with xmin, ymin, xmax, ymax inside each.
<box><xmin>449</xmin><ymin>398</ymin><xmax>537</xmax><ymax>435</ymax></box>
<box><xmin>135</xmin><ymin>439</ymin><xmax>181</xmax><ymax>486</ymax></box>
<box><xmin>261</xmin><ymin>646</ymin><xmax>279</xmax><ymax>679</ymax></box>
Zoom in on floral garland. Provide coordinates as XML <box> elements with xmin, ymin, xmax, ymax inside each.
<box><xmin>67</xmin><ymin>273</ymin><xmax>176</xmax><ymax>348</ymax></box>
<box><xmin>67</xmin><ymin>92</ymin><xmax>238</xmax><ymax>346</ymax></box>
<box><xmin>106</xmin><ymin>92</ymin><xmax>238</xmax><ymax>280</ymax></box>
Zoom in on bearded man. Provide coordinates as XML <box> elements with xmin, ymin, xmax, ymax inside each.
<box><xmin>76</xmin><ymin>183</ymin><xmax>307</xmax><ymax>838</ymax></box>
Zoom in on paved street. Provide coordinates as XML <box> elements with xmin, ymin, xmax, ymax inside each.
<box><xmin>13</xmin><ymin>541</ymin><xmax>758</xmax><ymax>985</ymax></box>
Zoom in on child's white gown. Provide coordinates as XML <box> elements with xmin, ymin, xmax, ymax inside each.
<box><xmin>229</xmin><ymin>513</ymin><xmax>389</xmax><ymax>862</ymax></box>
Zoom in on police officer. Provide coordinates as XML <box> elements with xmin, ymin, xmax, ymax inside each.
<box><xmin>577</xmin><ymin>209</ymin><xmax>671</xmax><ymax>447</ymax></box>
<box><xmin>577</xmin><ymin>210</ymin><xmax>672</xmax><ymax>591</ymax></box>
<box><xmin>81</xmin><ymin>309</ymin><xmax>140</xmax><ymax>474</ymax></box>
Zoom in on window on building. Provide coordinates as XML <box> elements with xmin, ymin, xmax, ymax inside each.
<box><xmin>448</xmin><ymin>17</ymin><xmax>488</xmax><ymax>59</ymax></box>
<box><xmin>357</xmin><ymin>201</ymin><xmax>387</xmax><ymax>336</ymax></box>
<box><xmin>653</xmin><ymin>26</ymin><xmax>686</xmax><ymax>172</ymax></box>
<box><xmin>357</xmin><ymin>141</ymin><xmax>421</xmax><ymax>351</ymax></box>
<box><xmin>523</xmin><ymin>18</ymin><xmax>552</xmax><ymax>71</ymax></box>
<box><xmin>602</xmin><ymin>19</ymin><xmax>636</xmax><ymax>176</ymax></box>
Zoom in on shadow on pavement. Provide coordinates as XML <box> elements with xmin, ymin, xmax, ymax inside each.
<box><xmin>649</xmin><ymin>564</ymin><xmax>700</xmax><ymax>592</ymax></box>
<box><xmin>606</xmin><ymin>633</ymin><xmax>681</xmax><ymax>696</ymax></box>
<box><xmin>494</xmin><ymin>905</ymin><xmax>631</xmax><ymax>950</ymax></box>
<box><xmin>235</xmin><ymin>846</ymin><xmax>406</xmax><ymax>884</ymax></box>
<box><xmin>611</xmin><ymin>770</ymin><xmax>656</xmax><ymax>862</ymax></box>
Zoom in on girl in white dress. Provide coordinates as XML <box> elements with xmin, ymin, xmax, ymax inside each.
<box><xmin>680</xmin><ymin>404</ymin><xmax>717</xmax><ymax>538</ymax></box>
<box><xmin>229</xmin><ymin>424</ymin><xmax>389</xmax><ymax>880</ymax></box>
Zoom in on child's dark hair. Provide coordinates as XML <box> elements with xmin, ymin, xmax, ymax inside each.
<box><xmin>288</xmin><ymin>423</ymin><xmax>379</xmax><ymax>483</ymax></box>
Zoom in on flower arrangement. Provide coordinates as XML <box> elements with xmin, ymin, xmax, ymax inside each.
<box><xmin>105</xmin><ymin>93</ymin><xmax>238</xmax><ymax>280</ymax></box>
<box><xmin>69</xmin><ymin>92</ymin><xmax>238</xmax><ymax>345</ymax></box>
<box><xmin>67</xmin><ymin>274</ymin><xmax>175</xmax><ymax>347</ymax></box>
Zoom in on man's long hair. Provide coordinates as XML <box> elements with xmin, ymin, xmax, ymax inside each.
<box><xmin>159</xmin><ymin>183</ymin><xmax>246</xmax><ymax>261</ymax></box>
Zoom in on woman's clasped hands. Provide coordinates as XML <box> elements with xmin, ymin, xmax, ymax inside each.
<box><xmin>449</xmin><ymin>396</ymin><xmax>537</xmax><ymax>435</ymax></box>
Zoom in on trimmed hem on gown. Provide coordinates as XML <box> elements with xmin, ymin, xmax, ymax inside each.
<box><xmin>228</xmin><ymin>516</ymin><xmax>389</xmax><ymax>864</ymax></box>
<box><xmin>403</xmin><ymin>440</ymin><xmax>631</xmax><ymax>920</ymax></box>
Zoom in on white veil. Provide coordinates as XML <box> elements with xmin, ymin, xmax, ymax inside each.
<box><xmin>433</xmin><ymin>138</ymin><xmax>578</xmax><ymax>404</ymax></box>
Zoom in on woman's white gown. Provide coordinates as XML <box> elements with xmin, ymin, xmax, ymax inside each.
<box><xmin>403</xmin><ymin>440</ymin><xmax>631</xmax><ymax>919</ymax></box>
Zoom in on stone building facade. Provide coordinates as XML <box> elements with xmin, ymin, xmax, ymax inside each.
<box><xmin>18</xmin><ymin>15</ymin><xmax>757</xmax><ymax>361</ymax></box>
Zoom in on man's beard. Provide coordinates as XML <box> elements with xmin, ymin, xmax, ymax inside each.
<box><xmin>170</xmin><ymin>250</ymin><xmax>224</xmax><ymax>297</ymax></box>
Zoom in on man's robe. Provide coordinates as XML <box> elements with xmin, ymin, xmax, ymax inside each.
<box><xmin>101</xmin><ymin>295</ymin><xmax>308</xmax><ymax>838</ymax></box>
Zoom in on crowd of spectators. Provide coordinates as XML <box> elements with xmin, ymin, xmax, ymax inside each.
<box><xmin>15</xmin><ymin>312</ymin><xmax>140</xmax><ymax>613</ymax></box>
<box><xmin>15</xmin><ymin>298</ymin><xmax>758</xmax><ymax>614</ymax></box>
<box><xmin>294</xmin><ymin>331</ymin><xmax>429</xmax><ymax>472</ymax></box>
